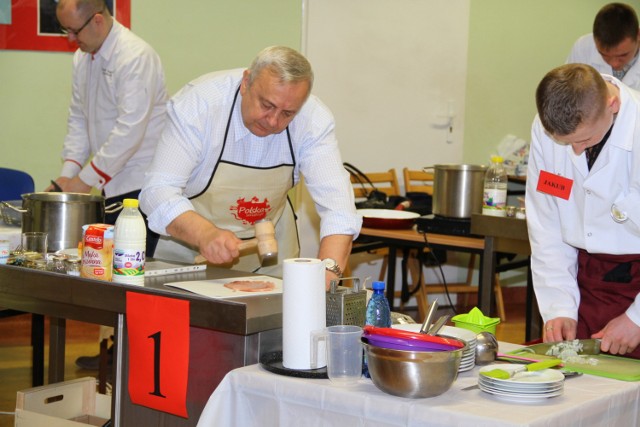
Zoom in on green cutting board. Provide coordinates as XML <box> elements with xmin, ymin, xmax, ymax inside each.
<box><xmin>507</xmin><ymin>346</ymin><xmax>640</xmax><ymax>381</ymax></box>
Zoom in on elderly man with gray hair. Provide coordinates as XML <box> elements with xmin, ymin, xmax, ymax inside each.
<box><xmin>140</xmin><ymin>46</ymin><xmax>361</xmax><ymax>283</ymax></box>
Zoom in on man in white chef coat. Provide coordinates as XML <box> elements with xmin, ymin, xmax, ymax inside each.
<box><xmin>51</xmin><ymin>0</ymin><xmax>166</xmax><ymax>255</ymax></box>
<box><xmin>526</xmin><ymin>63</ymin><xmax>640</xmax><ymax>359</ymax></box>
<box><xmin>140</xmin><ymin>46</ymin><xmax>361</xmax><ymax>284</ymax></box>
<box><xmin>52</xmin><ymin>0</ymin><xmax>167</xmax><ymax>371</ymax></box>
<box><xmin>567</xmin><ymin>3</ymin><xmax>640</xmax><ymax>89</ymax></box>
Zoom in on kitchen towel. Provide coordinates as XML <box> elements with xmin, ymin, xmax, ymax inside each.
<box><xmin>282</xmin><ymin>258</ymin><xmax>326</xmax><ymax>369</ymax></box>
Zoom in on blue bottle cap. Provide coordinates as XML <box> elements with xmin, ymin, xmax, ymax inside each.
<box><xmin>372</xmin><ymin>281</ymin><xmax>386</xmax><ymax>290</ymax></box>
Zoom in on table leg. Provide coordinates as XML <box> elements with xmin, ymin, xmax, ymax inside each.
<box><xmin>31</xmin><ymin>314</ymin><xmax>44</xmax><ymax>387</ymax></box>
<box><xmin>525</xmin><ymin>263</ymin><xmax>542</xmax><ymax>341</ymax></box>
<box><xmin>386</xmin><ymin>245</ymin><xmax>397</xmax><ymax>310</ymax></box>
<box><xmin>480</xmin><ymin>237</ymin><xmax>496</xmax><ymax>315</ymax></box>
<box><xmin>113</xmin><ymin>313</ymin><xmax>125</xmax><ymax>427</ymax></box>
<box><xmin>48</xmin><ymin>317</ymin><xmax>66</xmax><ymax>383</ymax></box>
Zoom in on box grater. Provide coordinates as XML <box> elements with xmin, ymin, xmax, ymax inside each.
<box><xmin>326</xmin><ymin>277</ymin><xmax>367</xmax><ymax>327</ymax></box>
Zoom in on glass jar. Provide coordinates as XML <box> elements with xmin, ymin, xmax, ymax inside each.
<box><xmin>64</xmin><ymin>257</ymin><xmax>82</xmax><ymax>276</ymax></box>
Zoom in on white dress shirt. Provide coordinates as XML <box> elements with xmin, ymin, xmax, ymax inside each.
<box><xmin>61</xmin><ymin>20</ymin><xmax>167</xmax><ymax>198</ymax></box>
<box><xmin>140</xmin><ymin>69</ymin><xmax>361</xmax><ymax>240</ymax></box>
<box><xmin>567</xmin><ymin>33</ymin><xmax>640</xmax><ymax>90</ymax></box>
<box><xmin>526</xmin><ymin>75</ymin><xmax>640</xmax><ymax>326</ymax></box>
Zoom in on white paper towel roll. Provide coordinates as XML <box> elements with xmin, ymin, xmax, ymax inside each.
<box><xmin>282</xmin><ymin>258</ymin><xmax>326</xmax><ymax>369</ymax></box>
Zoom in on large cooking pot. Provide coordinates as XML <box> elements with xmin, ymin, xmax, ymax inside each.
<box><xmin>430</xmin><ymin>164</ymin><xmax>487</xmax><ymax>219</ymax></box>
<box><xmin>2</xmin><ymin>193</ymin><xmax>121</xmax><ymax>252</ymax></box>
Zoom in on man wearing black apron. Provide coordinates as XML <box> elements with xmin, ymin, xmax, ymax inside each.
<box><xmin>527</xmin><ymin>64</ymin><xmax>640</xmax><ymax>359</ymax></box>
<box><xmin>140</xmin><ymin>46</ymin><xmax>361</xmax><ymax>283</ymax></box>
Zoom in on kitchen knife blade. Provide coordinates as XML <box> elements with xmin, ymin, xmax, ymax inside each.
<box><xmin>516</xmin><ymin>339</ymin><xmax>601</xmax><ymax>356</ymax></box>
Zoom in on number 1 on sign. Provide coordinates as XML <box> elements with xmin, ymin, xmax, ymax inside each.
<box><xmin>148</xmin><ymin>331</ymin><xmax>166</xmax><ymax>398</ymax></box>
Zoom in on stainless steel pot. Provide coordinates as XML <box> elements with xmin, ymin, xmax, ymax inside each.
<box><xmin>430</xmin><ymin>164</ymin><xmax>487</xmax><ymax>218</ymax></box>
<box><xmin>2</xmin><ymin>193</ymin><xmax>121</xmax><ymax>252</ymax></box>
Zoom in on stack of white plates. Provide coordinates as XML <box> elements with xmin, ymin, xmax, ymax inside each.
<box><xmin>392</xmin><ymin>324</ymin><xmax>477</xmax><ymax>373</ymax></box>
<box><xmin>477</xmin><ymin>364</ymin><xmax>565</xmax><ymax>403</ymax></box>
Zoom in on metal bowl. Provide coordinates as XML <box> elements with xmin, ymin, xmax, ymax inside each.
<box><xmin>363</xmin><ymin>338</ymin><xmax>465</xmax><ymax>398</ymax></box>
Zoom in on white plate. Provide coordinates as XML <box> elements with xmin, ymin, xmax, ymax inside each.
<box><xmin>479</xmin><ymin>383</ymin><xmax>563</xmax><ymax>395</ymax></box>
<box><xmin>478</xmin><ymin>364</ymin><xmax>565</xmax><ymax>385</ymax></box>
<box><xmin>479</xmin><ymin>375</ymin><xmax>563</xmax><ymax>390</ymax></box>
<box><xmin>479</xmin><ymin>383</ymin><xmax>564</xmax><ymax>402</ymax></box>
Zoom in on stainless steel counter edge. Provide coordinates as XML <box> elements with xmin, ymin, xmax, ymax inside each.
<box><xmin>0</xmin><ymin>264</ymin><xmax>282</xmax><ymax>336</ymax></box>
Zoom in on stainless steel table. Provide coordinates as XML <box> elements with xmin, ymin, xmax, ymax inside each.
<box><xmin>0</xmin><ymin>263</ymin><xmax>283</xmax><ymax>427</ymax></box>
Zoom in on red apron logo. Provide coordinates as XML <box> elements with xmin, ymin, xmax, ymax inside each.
<box><xmin>230</xmin><ymin>197</ymin><xmax>271</xmax><ymax>224</ymax></box>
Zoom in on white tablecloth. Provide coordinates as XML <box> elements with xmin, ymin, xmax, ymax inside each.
<box><xmin>196</xmin><ymin>343</ymin><xmax>640</xmax><ymax>427</ymax></box>
<box><xmin>0</xmin><ymin>223</ymin><xmax>21</xmax><ymax>250</ymax></box>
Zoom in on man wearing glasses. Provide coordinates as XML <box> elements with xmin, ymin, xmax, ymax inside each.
<box><xmin>51</xmin><ymin>0</ymin><xmax>165</xmax><ymax>250</ymax></box>
<box><xmin>52</xmin><ymin>0</ymin><xmax>167</xmax><ymax>371</ymax></box>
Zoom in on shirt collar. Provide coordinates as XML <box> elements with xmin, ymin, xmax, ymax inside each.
<box><xmin>91</xmin><ymin>20</ymin><xmax>121</xmax><ymax>62</ymax></box>
<box><xmin>613</xmin><ymin>50</ymin><xmax>639</xmax><ymax>80</ymax></box>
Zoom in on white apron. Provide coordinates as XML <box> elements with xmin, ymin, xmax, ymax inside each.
<box><xmin>154</xmin><ymin>87</ymin><xmax>300</xmax><ymax>276</ymax></box>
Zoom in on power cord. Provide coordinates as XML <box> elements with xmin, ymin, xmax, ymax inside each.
<box><xmin>419</xmin><ymin>231</ymin><xmax>459</xmax><ymax>315</ymax></box>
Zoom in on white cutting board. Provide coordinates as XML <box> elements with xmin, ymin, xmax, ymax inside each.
<box><xmin>165</xmin><ymin>276</ymin><xmax>282</xmax><ymax>299</ymax></box>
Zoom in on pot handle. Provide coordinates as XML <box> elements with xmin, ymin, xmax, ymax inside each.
<box><xmin>0</xmin><ymin>200</ymin><xmax>27</xmax><ymax>213</ymax></box>
<box><xmin>105</xmin><ymin>202</ymin><xmax>123</xmax><ymax>214</ymax></box>
<box><xmin>422</xmin><ymin>166</ymin><xmax>435</xmax><ymax>172</ymax></box>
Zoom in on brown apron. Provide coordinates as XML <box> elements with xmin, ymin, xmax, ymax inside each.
<box><xmin>577</xmin><ymin>250</ymin><xmax>640</xmax><ymax>359</ymax></box>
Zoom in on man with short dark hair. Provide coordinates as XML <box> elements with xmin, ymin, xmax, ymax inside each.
<box><xmin>526</xmin><ymin>63</ymin><xmax>640</xmax><ymax>359</ymax></box>
<box><xmin>53</xmin><ymin>0</ymin><xmax>167</xmax><ymax>371</ymax></box>
<box><xmin>567</xmin><ymin>3</ymin><xmax>640</xmax><ymax>88</ymax></box>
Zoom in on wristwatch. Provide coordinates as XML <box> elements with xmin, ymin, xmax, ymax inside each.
<box><xmin>323</xmin><ymin>258</ymin><xmax>343</xmax><ymax>278</ymax></box>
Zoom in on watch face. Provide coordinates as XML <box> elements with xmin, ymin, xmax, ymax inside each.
<box><xmin>324</xmin><ymin>258</ymin><xmax>336</xmax><ymax>269</ymax></box>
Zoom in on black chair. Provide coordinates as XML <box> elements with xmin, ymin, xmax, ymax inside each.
<box><xmin>0</xmin><ymin>167</ymin><xmax>44</xmax><ymax>386</ymax></box>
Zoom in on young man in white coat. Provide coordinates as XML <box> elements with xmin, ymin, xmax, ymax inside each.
<box><xmin>567</xmin><ymin>3</ymin><xmax>640</xmax><ymax>89</ymax></box>
<box><xmin>526</xmin><ymin>63</ymin><xmax>640</xmax><ymax>359</ymax></box>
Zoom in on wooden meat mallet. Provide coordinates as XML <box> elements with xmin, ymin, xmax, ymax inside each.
<box><xmin>194</xmin><ymin>219</ymin><xmax>277</xmax><ymax>264</ymax></box>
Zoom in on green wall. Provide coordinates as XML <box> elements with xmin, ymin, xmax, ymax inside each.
<box><xmin>463</xmin><ymin>0</ymin><xmax>640</xmax><ymax>164</ymax></box>
<box><xmin>2</xmin><ymin>0</ymin><xmax>639</xmax><ymax>190</ymax></box>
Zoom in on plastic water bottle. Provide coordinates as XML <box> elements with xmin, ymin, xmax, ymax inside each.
<box><xmin>365</xmin><ymin>281</ymin><xmax>392</xmax><ymax>327</ymax></box>
<box><xmin>363</xmin><ymin>281</ymin><xmax>391</xmax><ymax>378</ymax></box>
<box><xmin>482</xmin><ymin>155</ymin><xmax>508</xmax><ymax>217</ymax></box>
<box><xmin>112</xmin><ymin>199</ymin><xmax>146</xmax><ymax>286</ymax></box>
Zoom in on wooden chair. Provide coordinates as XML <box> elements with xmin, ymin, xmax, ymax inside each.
<box><xmin>351</xmin><ymin>169</ymin><xmax>400</xmax><ymax>199</ymax></box>
<box><xmin>402</xmin><ymin>168</ymin><xmax>506</xmax><ymax>321</ymax></box>
<box><xmin>345</xmin><ymin>169</ymin><xmax>400</xmax><ymax>282</ymax></box>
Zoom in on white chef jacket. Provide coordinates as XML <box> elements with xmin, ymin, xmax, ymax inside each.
<box><xmin>526</xmin><ymin>75</ymin><xmax>640</xmax><ymax>327</ymax></box>
<box><xmin>567</xmin><ymin>33</ymin><xmax>640</xmax><ymax>90</ymax></box>
<box><xmin>60</xmin><ymin>20</ymin><xmax>167</xmax><ymax>198</ymax></box>
<box><xmin>140</xmin><ymin>69</ymin><xmax>361</xmax><ymax>241</ymax></box>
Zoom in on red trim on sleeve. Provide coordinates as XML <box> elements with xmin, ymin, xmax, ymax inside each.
<box><xmin>64</xmin><ymin>159</ymin><xmax>83</xmax><ymax>168</ymax></box>
<box><xmin>91</xmin><ymin>161</ymin><xmax>112</xmax><ymax>184</ymax></box>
